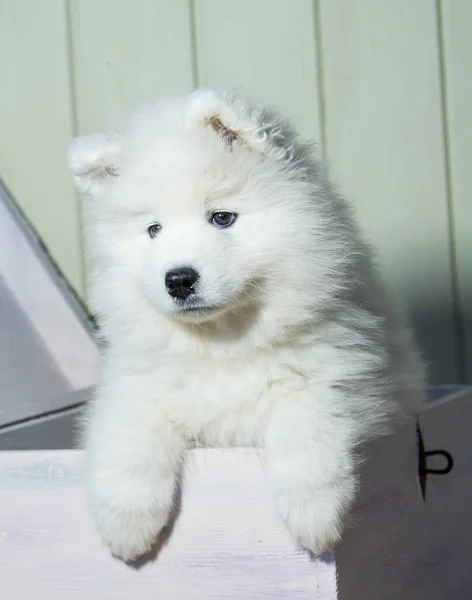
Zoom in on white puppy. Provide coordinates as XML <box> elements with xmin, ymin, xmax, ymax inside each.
<box><xmin>68</xmin><ymin>88</ymin><xmax>425</xmax><ymax>561</ymax></box>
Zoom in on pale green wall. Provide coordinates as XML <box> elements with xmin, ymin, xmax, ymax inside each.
<box><xmin>1</xmin><ymin>0</ymin><xmax>470</xmax><ymax>384</ymax></box>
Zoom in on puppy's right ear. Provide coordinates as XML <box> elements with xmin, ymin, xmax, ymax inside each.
<box><xmin>67</xmin><ymin>133</ymin><xmax>122</xmax><ymax>196</ymax></box>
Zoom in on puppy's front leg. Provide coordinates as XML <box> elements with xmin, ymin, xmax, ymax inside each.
<box><xmin>266</xmin><ymin>387</ymin><xmax>360</xmax><ymax>554</ymax></box>
<box><xmin>84</xmin><ymin>378</ymin><xmax>186</xmax><ymax>562</ymax></box>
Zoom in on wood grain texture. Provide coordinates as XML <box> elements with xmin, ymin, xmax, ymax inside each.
<box><xmin>193</xmin><ymin>0</ymin><xmax>322</xmax><ymax>145</ymax></box>
<box><xmin>0</xmin><ymin>449</ymin><xmax>337</xmax><ymax>599</ymax></box>
<box><xmin>318</xmin><ymin>0</ymin><xmax>458</xmax><ymax>383</ymax></box>
<box><xmin>439</xmin><ymin>0</ymin><xmax>472</xmax><ymax>381</ymax></box>
<box><xmin>0</xmin><ymin>0</ymin><xmax>83</xmax><ymax>293</ymax></box>
<box><xmin>69</xmin><ymin>0</ymin><xmax>195</xmax><ymax>134</ymax></box>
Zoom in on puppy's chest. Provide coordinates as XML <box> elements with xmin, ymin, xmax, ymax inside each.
<box><xmin>157</xmin><ymin>353</ymin><xmax>305</xmax><ymax>445</ymax></box>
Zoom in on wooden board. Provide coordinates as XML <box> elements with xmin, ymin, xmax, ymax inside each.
<box><xmin>0</xmin><ymin>277</ymin><xmax>70</xmax><ymax>425</ymax></box>
<box><xmin>193</xmin><ymin>0</ymin><xmax>323</xmax><ymax>145</ymax></box>
<box><xmin>318</xmin><ymin>0</ymin><xmax>458</xmax><ymax>383</ymax></box>
<box><xmin>69</xmin><ymin>0</ymin><xmax>195</xmax><ymax>135</ymax></box>
<box><xmin>68</xmin><ymin>0</ymin><xmax>196</xmax><ymax>286</ymax></box>
<box><xmin>0</xmin><ymin>182</ymin><xmax>99</xmax><ymax>426</ymax></box>
<box><xmin>336</xmin><ymin>386</ymin><xmax>472</xmax><ymax>599</ymax></box>
<box><xmin>0</xmin><ymin>398</ymin><xmax>85</xmax><ymax>452</ymax></box>
<box><xmin>0</xmin><ymin>0</ymin><xmax>83</xmax><ymax>293</ymax></box>
<box><xmin>440</xmin><ymin>0</ymin><xmax>472</xmax><ymax>381</ymax></box>
<box><xmin>0</xmin><ymin>449</ymin><xmax>337</xmax><ymax>599</ymax></box>
<box><xmin>1</xmin><ymin>387</ymin><xmax>471</xmax><ymax>598</ymax></box>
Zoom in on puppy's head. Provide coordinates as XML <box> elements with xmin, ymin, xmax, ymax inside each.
<box><xmin>68</xmin><ymin>89</ymin><xmax>355</xmax><ymax>343</ymax></box>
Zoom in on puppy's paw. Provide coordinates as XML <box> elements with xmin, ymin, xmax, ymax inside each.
<box><xmin>90</xmin><ymin>500</ymin><xmax>171</xmax><ymax>562</ymax></box>
<box><xmin>88</xmin><ymin>475</ymin><xmax>175</xmax><ymax>562</ymax></box>
<box><xmin>98</xmin><ymin>507</ymin><xmax>168</xmax><ymax>561</ymax></box>
<box><xmin>286</xmin><ymin>502</ymin><xmax>344</xmax><ymax>555</ymax></box>
<box><xmin>275</xmin><ymin>484</ymin><xmax>353</xmax><ymax>555</ymax></box>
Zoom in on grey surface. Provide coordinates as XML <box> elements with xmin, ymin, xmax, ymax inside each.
<box><xmin>0</xmin><ymin>277</ymin><xmax>72</xmax><ymax>426</ymax></box>
<box><xmin>0</xmin><ymin>178</ymin><xmax>95</xmax><ymax>337</ymax></box>
<box><xmin>0</xmin><ymin>178</ymin><xmax>98</xmax><ymax>426</ymax></box>
<box><xmin>0</xmin><ymin>388</ymin><xmax>91</xmax><ymax>451</ymax></box>
<box><xmin>0</xmin><ymin>406</ymin><xmax>84</xmax><ymax>451</ymax></box>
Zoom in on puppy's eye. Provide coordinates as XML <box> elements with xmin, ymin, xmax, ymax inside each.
<box><xmin>210</xmin><ymin>211</ymin><xmax>237</xmax><ymax>228</ymax></box>
<box><xmin>147</xmin><ymin>223</ymin><xmax>161</xmax><ymax>238</ymax></box>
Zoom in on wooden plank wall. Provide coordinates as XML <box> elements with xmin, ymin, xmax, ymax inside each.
<box><xmin>0</xmin><ymin>0</ymin><xmax>470</xmax><ymax>384</ymax></box>
<box><xmin>0</xmin><ymin>0</ymin><xmax>82</xmax><ymax>292</ymax></box>
<box><xmin>439</xmin><ymin>0</ymin><xmax>472</xmax><ymax>383</ymax></box>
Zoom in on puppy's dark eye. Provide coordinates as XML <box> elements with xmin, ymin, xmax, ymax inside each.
<box><xmin>210</xmin><ymin>211</ymin><xmax>237</xmax><ymax>228</ymax></box>
<box><xmin>147</xmin><ymin>223</ymin><xmax>161</xmax><ymax>238</ymax></box>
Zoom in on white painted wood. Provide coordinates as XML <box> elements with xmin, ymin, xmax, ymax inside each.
<box><xmin>318</xmin><ymin>0</ymin><xmax>458</xmax><ymax>383</ymax></box>
<box><xmin>0</xmin><ymin>0</ymin><xmax>83</xmax><ymax>294</ymax></box>
<box><xmin>440</xmin><ymin>0</ymin><xmax>472</xmax><ymax>381</ymax></box>
<box><xmin>69</xmin><ymin>0</ymin><xmax>195</xmax><ymax>135</ymax></box>
<box><xmin>1</xmin><ymin>387</ymin><xmax>471</xmax><ymax>598</ymax></box>
<box><xmin>0</xmin><ymin>449</ymin><xmax>337</xmax><ymax>599</ymax></box>
<box><xmin>336</xmin><ymin>386</ymin><xmax>472</xmax><ymax>599</ymax></box>
<box><xmin>0</xmin><ymin>276</ymin><xmax>70</xmax><ymax>425</ymax></box>
<box><xmin>193</xmin><ymin>0</ymin><xmax>322</xmax><ymax>145</ymax></box>
<box><xmin>0</xmin><ymin>184</ymin><xmax>100</xmax><ymax>414</ymax></box>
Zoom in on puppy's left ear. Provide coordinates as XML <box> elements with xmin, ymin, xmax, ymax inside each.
<box><xmin>186</xmin><ymin>88</ymin><xmax>279</xmax><ymax>155</ymax></box>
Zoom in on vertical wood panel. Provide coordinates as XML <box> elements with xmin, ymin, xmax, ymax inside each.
<box><xmin>193</xmin><ymin>0</ymin><xmax>322</xmax><ymax>145</ymax></box>
<box><xmin>1</xmin><ymin>1</ymin><xmax>460</xmax><ymax>381</ymax></box>
<box><xmin>318</xmin><ymin>0</ymin><xmax>458</xmax><ymax>383</ymax></box>
<box><xmin>0</xmin><ymin>0</ymin><xmax>83</xmax><ymax>293</ymax></box>
<box><xmin>69</xmin><ymin>0</ymin><xmax>195</xmax><ymax>134</ymax></box>
<box><xmin>440</xmin><ymin>0</ymin><xmax>472</xmax><ymax>382</ymax></box>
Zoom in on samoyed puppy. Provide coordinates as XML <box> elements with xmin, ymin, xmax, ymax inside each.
<box><xmin>68</xmin><ymin>88</ymin><xmax>425</xmax><ymax>561</ymax></box>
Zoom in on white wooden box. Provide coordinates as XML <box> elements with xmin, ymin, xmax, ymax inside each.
<box><xmin>1</xmin><ymin>386</ymin><xmax>471</xmax><ymax>599</ymax></box>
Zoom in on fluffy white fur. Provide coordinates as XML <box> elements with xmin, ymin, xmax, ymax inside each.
<box><xmin>68</xmin><ymin>88</ymin><xmax>425</xmax><ymax>561</ymax></box>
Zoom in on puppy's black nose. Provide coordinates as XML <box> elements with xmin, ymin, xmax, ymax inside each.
<box><xmin>165</xmin><ymin>267</ymin><xmax>199</xmax><ymax>301</ymax></box>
